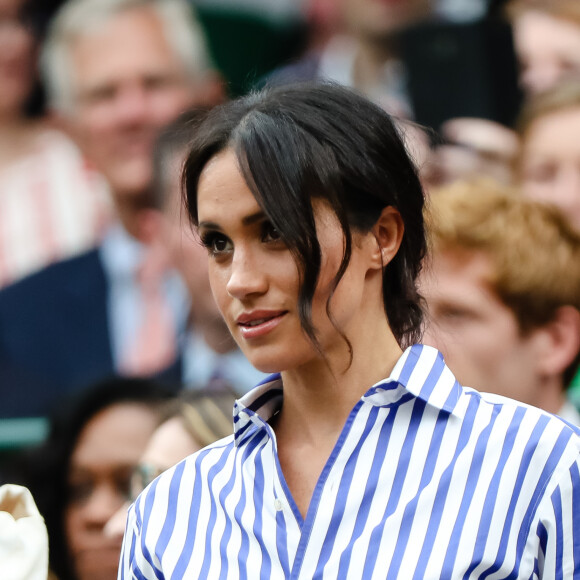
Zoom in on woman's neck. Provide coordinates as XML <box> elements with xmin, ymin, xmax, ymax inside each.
<box><xmin>275</xmin><ymin>318</ymin><xmax>402</xmax><ymax>443</ymax></box>
<box><xmin>270</xmin><ymin>318</ymin><xmax>402</xmax><ymax>521</ymax></box>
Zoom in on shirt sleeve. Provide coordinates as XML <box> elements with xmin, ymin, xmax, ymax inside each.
<box><xmin>118</xmin><ymin>499</ymin><xmax>159</xmax><ymax>580</ymax></box>
<box><xmin>534</xmin><ymin>455</ymin><xmax>580</xmax><ymax>579</ymax></box>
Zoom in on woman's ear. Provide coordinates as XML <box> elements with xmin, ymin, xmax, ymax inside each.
<box><xmin>369</xmin><ymin>206</ymin><xmax>404</xmax><ymax>269</ymax></box>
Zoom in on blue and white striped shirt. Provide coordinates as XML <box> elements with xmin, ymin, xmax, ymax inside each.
<box><xmin>119</xmin><ymin>345</ymin><xmax>580</xmax><ymax>579</ymax></box>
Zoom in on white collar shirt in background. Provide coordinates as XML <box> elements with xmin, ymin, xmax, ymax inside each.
<box><xmin>99</xmin><ymin>223</ymin><xmax>189</xmax><ymax>371</ymax></box>
<box><xmin>120</xmin><ymin>344</ymin><xmax>580</xmax><ymax>579</ymax></box>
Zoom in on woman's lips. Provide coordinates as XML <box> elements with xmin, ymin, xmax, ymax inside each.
<box><xmin>236</xmin><ymin>310</ymin><xmax>287</xmax><ymax>340</ymax></box>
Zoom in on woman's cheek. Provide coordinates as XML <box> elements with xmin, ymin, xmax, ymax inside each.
<box><xmin>209</xmin><ymin>265</ymin><xmax>231</xmax><ymax>318</ymax></box>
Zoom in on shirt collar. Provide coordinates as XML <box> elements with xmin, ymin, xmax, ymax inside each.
<box><xmin>99</xmin><ymin>222</ymin><xmax>146</xmax><ymax>279</ymax></box>
<box><xmin>232</xmin><ymin>345</ymin><xmax>463</xmax><ymax>446</ymax></box>
<box><xmin>361</xmin><ymin>344</ymin><xmax>462</xmax><ymax>412</ymax></box>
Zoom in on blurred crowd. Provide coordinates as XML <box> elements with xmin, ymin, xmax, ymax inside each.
<box><xmin>1</xmin><ymin>0</ymin><xmax>580</xmax><ymax>578</ymax></box>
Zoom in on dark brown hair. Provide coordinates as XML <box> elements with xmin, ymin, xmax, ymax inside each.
<box><xmin>183</xmin><ymin>82</ymin><xmax>427</xmax><ymax>351</ymax></box>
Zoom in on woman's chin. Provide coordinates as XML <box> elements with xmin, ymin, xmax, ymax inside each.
<box><xmin>249</xmin><ymin>358</ymin><xmax>285</xmax><ymax>375</ymax></box>
<box><xmin>244</xmin><ymin>349</ymin><xmax>293</xmax><ymax>375</ymax></box>
<box><xmin>234</xmin><ymin>323</ymin><xmax>315</xmax><ymax>375</ymax></box>
<box><xmin>246</xmin><ymin>349</ymin><xmax>315</xmax><ymax>376</ymax></box>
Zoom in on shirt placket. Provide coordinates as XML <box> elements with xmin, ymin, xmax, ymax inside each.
<box><xmin>268</xmin><ymin>401</ymin><xmax>366</xmax><ymax>579</ymax></box>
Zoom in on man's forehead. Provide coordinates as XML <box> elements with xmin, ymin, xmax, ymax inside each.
<box><xmin>428</xmin><ymin>246</ymin><xmax>500</xmax><ymax>296</ymax></box>
<box><xmin>432</xmin><ymin>246</ymin><xmax>492</xmax><ymax>275</ymax></box>
<box><xmin>68</xmin><ymin>5</ymin><xmax>183</xmax><ymax>88</ymax></box>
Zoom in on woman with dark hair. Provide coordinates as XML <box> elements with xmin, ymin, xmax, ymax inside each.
<box><xmin>120</xmin><ymin>83</ymin><xmax>580</xmax><ymax>578</ymax></box>
<box><xmin>19</xmin><ymin>377</ymin><xmax>173</xmax><ymax>580</ymax></box>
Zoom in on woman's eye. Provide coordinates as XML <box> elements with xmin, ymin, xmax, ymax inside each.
<box><xmin>200</xmin><ymin>233</ymin><xmax>233</xmax><ymax>256</ymax></box>
<box><xmin>116</xmin><ymin>471</ymin><xmax>133</xmax><ymax>501</ymax></box>
<box><xmin>262</xmin><ymin>222</ymin><xmax>282</xmax><ymax>244</ymax></box>
<box><xmin>67</xmin><ymin>479</ymin><xmax>94</xmax><ymax>505</ymax></box>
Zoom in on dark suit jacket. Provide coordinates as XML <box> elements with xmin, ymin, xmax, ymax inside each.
<box><xmin>0</xmin><ymin>248</ymin><xmax>183</xmax><ymax>419</ymax></box>
<box><xmin>0</xmin><ymin>249</ymin><xmax>115</xmax><ymax>418</ymax></box>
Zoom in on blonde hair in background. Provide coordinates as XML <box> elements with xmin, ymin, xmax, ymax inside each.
<box><xmin>516</xmin><ymin>78</ymin><xmax>580</xmax><ymax>138</ymax></box>
<box><xmin>157</xmin><ymin>388</ymin><xmax>235</xmax><ymax>449</ymax></box>
<box><xmin>41</xmin><ymin>0</ymin><xmax>213</xmax><ymax>114</ymax></box>
<box><xmin>426</xmin><ymin>179</ymin><xmax>580</xmax><ymax>345</ymax></box>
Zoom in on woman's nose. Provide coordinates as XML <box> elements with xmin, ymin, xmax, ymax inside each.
<box><xmin>103</xmin><ymin>502</ymin><xmax>130</xmax><ymax>540</ymax></box>
<box><xmin>226</xmin><ymin>248</ymin><xmax>268</xmax><ymax>300</ymax></box>
<box><xmin>82</xmin><ymin>484</ymin><xmax>124</xmax><ymax>529</ymax></box>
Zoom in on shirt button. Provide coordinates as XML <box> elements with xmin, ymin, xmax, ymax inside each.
<box><xmin>274</xmin><ymin>499</ymin><xmax>283</xmax><ymax>512</ymax></box>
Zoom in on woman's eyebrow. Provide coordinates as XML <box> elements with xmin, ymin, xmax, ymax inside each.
<box><xmin>197</xmin><ymin>220</ymin><xmax>222</xmax><ymax>231</ymax></box>
<box><xmin>198</xmin><ymin>211</ymin><xmax>266</xmax><ymax>231</ymax></box>
<box><xmin>242</xmin><ymin>211</ymin><xmax>266</xmax><ymax>226</ymax></box>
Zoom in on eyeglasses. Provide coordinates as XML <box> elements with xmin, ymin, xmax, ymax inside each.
<box><xmin>129</xmin><ymin>463</ymin><xmax>167</xmax><ymax>503</ymax></box>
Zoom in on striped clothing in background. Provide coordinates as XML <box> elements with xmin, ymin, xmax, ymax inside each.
<box><xmin>120</xmin><ymin>345</ymin><xmax>580</xmax><ymax>579</ymax></box>
<box><xmin>0</xmin><ymin>129</ymin><xmax>112</xmax><ymax>287</ymax></box>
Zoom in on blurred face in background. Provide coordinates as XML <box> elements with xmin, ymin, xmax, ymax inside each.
<box><xmin>513</xmin><ymin>10</ymin><xmax>580</xmax><ymax>95</ymax></box>
<box><xmin>519</xmin><ymin>106</ymin><xmax>580</xmax><ymax>230</ymax></box>
<box><xmin>421</xmin><ymin>248</ymin><xmax>544</xmax><ymax>406</ymax></box>
<box><xmin>105</xmin><ymin>414</ymin><xmax>202</xmax><ymax>540</ymax></box>
<box><xmin>0</xmin><ymin>0</ymin><xmax>36</xmax><ymax>117</ymax></box>
<box><xmin>137</xmin><ymin>416</ymin><xmax>202</xmax><ymax>485</ymax></box>
<box><xmin>160</xmin><ymin>149</ymin><xmax>223</xmax><ymax>326</ymax></box>
<box><xmin>339</xmin><ymin>0</ymin><xmax>431</xmax><ymax>40</ymax></box>
<box><xmin>65</xmin><ymin>402</ymin><xmax>159</xmax><ymax>580</ymax></box>
<box><xmin>66</xmin><ymin>5</ymin><xmax>195</xmax><ymax>200</ymax></box>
